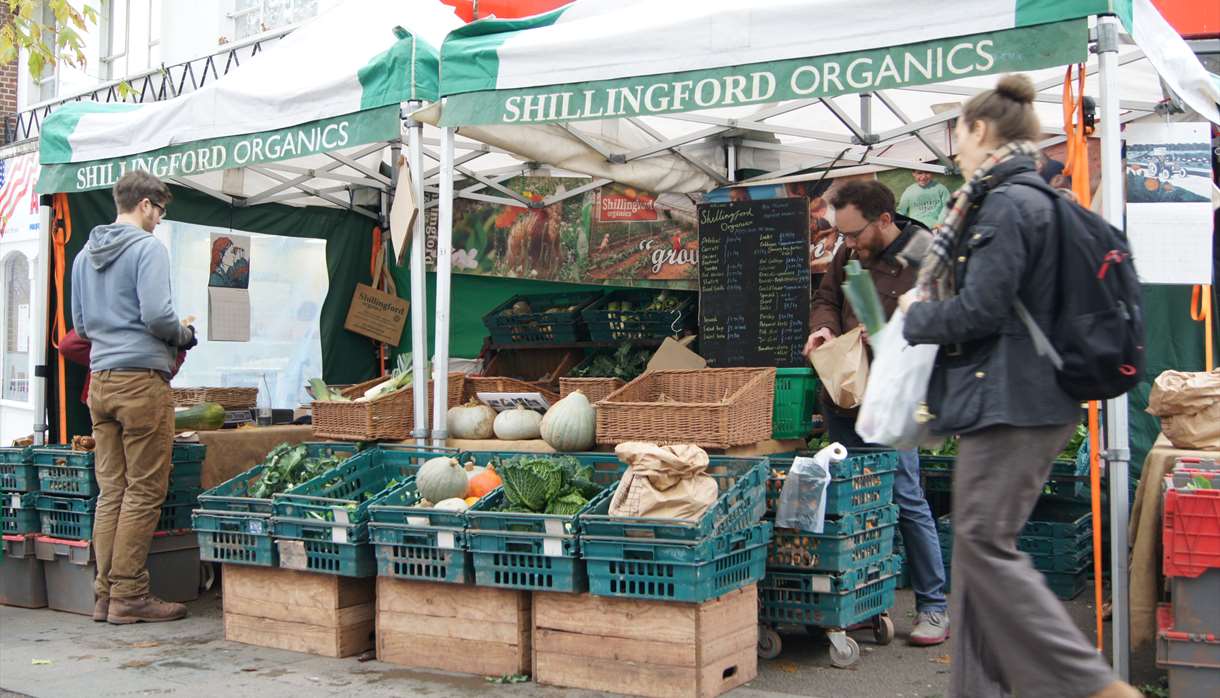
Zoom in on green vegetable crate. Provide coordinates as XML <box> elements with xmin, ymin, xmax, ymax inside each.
<box><xmin>193</xmin><ymin>441</ymin><xmax>361</xmax><ymax>568</ymax></box>
<box><xmin>759</xmin><ymin>561</ymin><xmax>899</xmax><ymax>628</ymax></box>
<box><xmin>579</xmin><ymin>455</ymin><xmax>769</xmax><ymax>542</ymax></box>
<box><xmin>580</xmin><ymin>289</ymin><xmax>696</xmax><ymax>342</ymax></box>
<box><xmin>34</xmin><ymin>447</ymin><xmax>97</xmax><ymax>498</ymax></box>
<box><xmin>35</xmin><ymin>495</ymin><xmax>98</xmax><ymax>539</ymax></box>
<box><xmin>272</xmin><ymin>446</ymin><xmax>455</xmax><ymax>577</ymax></box>
<box><xmin>0</xmin><ymin>446</ymin><xmax>38</xmax><ymax>492</ymax></box>
<box><xmin>940</xmin><ymin>557</ymin><xmax>1089</xmax><ymax>601</ymax></box>
<box><xmin>482</xmin><ymin>291</ymin><xmax>603</xmax><ymax>344</ymax></box>
<box><xmin>367</xmin><ymin>477</ymin><xmax>490</xmax><ymax>585</ymax></box>
<box><xmin>771</xmin><ymin>368</ymin><xmax>820</xmax><ymax>440</ymax></box>
<box><xmin>465</xmin><ymin>452</ymin><xmax>628</xmax><ymax>592</ymax></box>
<box><xmin>766</xmin><ymin>450</ymin><xmax>899</xmax><ymax>517</ymax></box>
<box><xmin>581</xmin><ymin>522</ymin><xmax>772</xmax><ymax>603</ymax></box>
<box><xmin>2</xmin><ymin>491</ymin><xmax>40</xmax><ymax>534</ymax></box>
<box><xmin>769</xmin><ymin>505</ymin><xmax>899</xmax><ymax>572</ymax></box>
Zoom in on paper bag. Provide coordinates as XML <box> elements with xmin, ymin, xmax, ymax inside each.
<box><xmin>1147</xmin><ymin>368</ymin><xmax>1220</xmax><ymax>416</ymax></box>
<box><xmin>608</xmin><ymin>442</ymin><xmax>718</xmax><ymax>521</ymax></box>
<box><xmin>809</xmin><ymin>326</ymin><xmax>869</xmax><ymax>409</ymax></box>
<box><xmin>1161</xmin><ymin>400</ymin><xmax>1220</xmax><ymax>450</ymax></box>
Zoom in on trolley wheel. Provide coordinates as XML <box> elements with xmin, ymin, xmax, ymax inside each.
<box><xmin>829</xmin><ymin>636</ymin><xmax>861</xmax><ymax>668</ymax></box>
<box><xmin>873</xmin><ymin>614</ymin><xmax>895</xmax><ymax>646</ymax></box>
<box><xmin>757</xmin><ymin>625</ymin><xmax>783</xmax><ymax>660</ymax></box>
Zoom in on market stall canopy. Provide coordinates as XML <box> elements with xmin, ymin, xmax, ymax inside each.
<box><xmin>35</xmin><ymin>0</ymin><xmax>463</xmax><ymax>212</ymax></box>
<box><xmin>414</xmin><ymin>0</ymin><xmax>1220</xmax><ymax>193</ymax></box>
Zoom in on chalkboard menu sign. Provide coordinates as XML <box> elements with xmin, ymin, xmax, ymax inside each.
<box><xmin>697</xmin><ymin>198</ymin><xmax>810</xmax><ymax>367</ymax></box>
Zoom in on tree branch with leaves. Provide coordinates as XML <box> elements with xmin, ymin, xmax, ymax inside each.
<box><xmin>0</xmin><ymin>0</ymin><xmax>98</xmax><ymax>81</ymax></box>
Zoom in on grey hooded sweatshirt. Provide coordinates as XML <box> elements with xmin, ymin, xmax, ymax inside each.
<box><xmin>70</xmin><ymin>223</ymin><xmax>193</xmax><ymax>375</ymax></box>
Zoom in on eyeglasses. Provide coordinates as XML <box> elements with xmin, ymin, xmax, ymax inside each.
<box><xmin>836</xmin><ymin>220</ymin><xmax>876</xmax><ymax>239</ymax></box>
<box><xmin>147</xmin><ymin>200</ymin><xmax>166</xmax><ymax>217</ymax></box>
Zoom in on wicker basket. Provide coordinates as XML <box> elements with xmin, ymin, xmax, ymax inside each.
<box><xmin>559</xmin><ymin>377</ymin><xmax>625</xmax><ymax>403</ymax></box>
<box><xmin>310</xmin><ymin>373</ymin><xmax>466</xmax><ymax>441</ymax></box>
<box><xmin>480</xmin><ymin>348</ymin><xmax>581</xmax><ymax>394</ymax></box>
<box><xmin>595</xmin><ymin>368</ymin><xmax>776</xmax><ymax>449</ymax></box>
<box><xmin>171</xmin><ymin>387</ymin><xmax>259</xmax><ymax>410</ymax></box>
<box><xmin>463</xmin><ymin>376</ymin><xmax>560</xmax><ymax>405</ymax></box>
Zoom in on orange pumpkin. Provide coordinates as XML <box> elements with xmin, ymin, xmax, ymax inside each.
<box><xmin>467</xmin><ymin>464</ymin><xmax>502</xmax><ymax>499</ymax></box>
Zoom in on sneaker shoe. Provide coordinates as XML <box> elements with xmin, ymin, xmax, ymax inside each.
<box><xmin>107</xmin><ymin>595</ymin><xmax>188</xmax><ymax>625</ymax></box>
<box><xmin>92</xmin><ymin>597</ymin><xmax>109</xmax><ymax>622</ymax></box>
<box><xmin>909</xmin><ymin>610</ymin><xmax>950</xmax><ymax>646</ymax></box>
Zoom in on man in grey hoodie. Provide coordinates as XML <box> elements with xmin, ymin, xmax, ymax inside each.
<box><xmin>71</xmin><ymin>171</ymin><xmax>196</xmax><ymax>625</ymax></box>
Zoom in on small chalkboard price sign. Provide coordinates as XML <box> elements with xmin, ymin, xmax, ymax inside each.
<box><xmin>697</xmin><ymin>198</ymin><xmax>810</xmax><ymax>367</ymax></box>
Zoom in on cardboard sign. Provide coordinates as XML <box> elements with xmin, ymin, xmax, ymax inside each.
<box><xmin>344</xmin><ymin>283</ymin><xmax>408</xmax><ymax>345</ymax></box>
<box><xmin>475</xmin><ymin>392</ymin><xmax>552</xmax><ymax>413</ymax></box>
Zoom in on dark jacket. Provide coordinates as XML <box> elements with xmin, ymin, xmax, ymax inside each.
<box><xmin>811</xmin><ymin>215</ymin><xmax>931</xmax><ymax>415</ymax></box>
<box><xmin>60</xmin><ymin>328</ymin><xmax>186</xmax><ymax>405</ymax></box>
<box><xmin>903</xmin><ymin>156</ymin><xmax>1080</xmax><ymax>435</ymax></box>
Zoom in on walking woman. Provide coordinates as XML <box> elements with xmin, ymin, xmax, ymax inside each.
<box><xmin>899</xmin><ymin>74</ymin><xmax>1138</xmax><ymax>698</ymax></box>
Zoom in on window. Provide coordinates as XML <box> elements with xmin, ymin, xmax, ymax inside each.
<box><xmin>3</xmin><ymin>253</ymin><xmax>31</xmax><ymax>402</ymax></box>
<box><xmin>157</xmin><ymin>221</ymin><xmax>328</xmax><ymax>409</ymax></box>
<box><xmin>230</xmin><ymin>0</ymin><xmax>319</xmax><ymax>41</ymax></box>
<box><xmin>32</xmin><ymin>1</ymin><xmax>59</xmax><ymax>103</ymax></box>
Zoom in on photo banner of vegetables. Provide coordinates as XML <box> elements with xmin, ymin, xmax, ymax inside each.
<box><xmin>423</xmin><ymin>176</ymin><xmax>700</xmax><ymax>290</ymax></box>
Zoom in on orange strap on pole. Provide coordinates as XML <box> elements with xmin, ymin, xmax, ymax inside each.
<box><xmin>50</xmin><ymin>194</ymin><xmax>72</xmax><ymax>443</ymax></box>
<box><xmin>1191</xmin><ymin>285</ymin><xmax>1214</xmax><ymax>370</ymax></box>
<box><xmin>370</xmin><ymin>226</ymin><xmax>386</xmax><ymax>371</ymax></box>
<box><xmin>1064</xmin><ymin>64</ymin><xmax>1104</xmax><ymax>651</ymax></box>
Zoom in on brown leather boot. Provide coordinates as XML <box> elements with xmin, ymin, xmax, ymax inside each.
<box><xmin>1087</xmin><ymin>681</ymin><xmax>1142</xmax><ymax>698</ymax></box>
<box><xmin>107</xmin><ymin>595</ymin><xmax>188</xmax><ymax>624</ymax></box>
<box><xmin>93</xmin><ymin>597</ymin><xmax>109</xmax><ymax>622</ymax></box>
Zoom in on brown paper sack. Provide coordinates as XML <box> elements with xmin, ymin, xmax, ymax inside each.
<box><xmin>809</xmin><ymin>326</ymin><xmax>869</xmax><ymax>409</ymax></box>
<box><xmin>1161</xmin><ymin>400</ymin><xmax>1220</xmax><ymax>451</ymax></box>
<box><xmin>1147</xmin><ymin>368</ymin><xmax>1220</xmax><ymax>416</ymax></box>
<box><xmin>608</xmin><ymin>442</ymin><xmax>719</xmax><ymax>521</ymax></box>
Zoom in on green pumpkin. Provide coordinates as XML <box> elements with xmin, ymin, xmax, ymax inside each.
<box><xmin>540</xmin><ymin>390</ymin><xmax>596</xmax><ymax>451</ymax></box>
<box><xmin>416</xmin><ymin>457</ymin><xmax>469</xmax><ymax>502</ymax></box>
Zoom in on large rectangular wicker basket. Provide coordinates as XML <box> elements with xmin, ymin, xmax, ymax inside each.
<box><xmin>311</xmin><ymin>373</ymin><xmax>465</xmax><ymax>441</ymax></box>
<box><xmin>172</xmin><ymin>387</ymin><xmax>258</xmax><ymax>410</ymax></box>
<box><xmin>559</xmin><ymin>377</ymin><xmax>625</xmax><ymax>404</ymax></box>
<box><xmin>595</xmin><ymin>368</ymin><xmax>776</xmax><ymax>449</ymax></box>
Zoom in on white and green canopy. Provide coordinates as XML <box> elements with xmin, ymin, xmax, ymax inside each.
<box><xmin>36</xmin><ymin>0</ymin><xmax>461</xmax><ymax>206</ymax></box>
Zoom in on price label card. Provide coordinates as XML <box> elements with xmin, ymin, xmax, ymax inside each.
<box><xmin>544</xmin><ymin>519</ymin><xmax>565</xmax><ymax>536</ymax></box>
<box><xmin>331</xmin><ymin>526</ymin><xmax>348</xmax><ymax>544</ymax></box>
<box><xmin>277</xmin><ymin>540</ymin><xmax>308</xmax><ymax>570</ymax></box>
<box><xmin>247</xmin><ymin>519</ymin><xmax>266</xmax><ymax>536</ymax></box>
<box><xmin>542</xmin><ymin>537</ymin><xmax>563</xmax><ymax>557</ymax></box>
<box><xmin>333</xmin><ymin>508</ymin><xmax>350</xmax><ymax>524</ymax></box>
<box><xmin>407</xmin><ymin>515</ymin><xmax>429</xmax><ymax>527</ymax></box>
<box><xmin>437</xmin><ymin>531</ymin><xmax>456</xmax><ymax>550</ymax></box>
<box><xmin>10</xmin><ymin>494</ymin><xmax>20</xmax><ymax>509</ymax></box>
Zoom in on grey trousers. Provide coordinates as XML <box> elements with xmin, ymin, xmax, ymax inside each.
<box><xmin>950</xmin><ymin>424</ymin><xmax>1115</xmax><ymax>698</ymax></box>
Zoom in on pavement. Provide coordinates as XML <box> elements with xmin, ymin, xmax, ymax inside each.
<box><xmin>0</xmin><ymin>582</ymin><xmax>1162</xmax><ymax>698</ymax></box>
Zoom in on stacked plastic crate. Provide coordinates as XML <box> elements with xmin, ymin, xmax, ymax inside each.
<box><xmin>937</xmin><ymin>499</ymin><xmax>1093</xmax><ymax>600</ymax></box>
<box><xmin>1158</xmin><ymin>458</ymin><xmax>1220</xmax><ymax>696</ymax></box>
<box><xmin>33</xmin><ymin>446</ymin><xmax>98</xmax><ymax>541</ymax></box>
<box><xmin>161</xmin><ymin>444</ymin><xmax>207</xmax><ymax>532</ymax></box>
<box><xmin>758</xmin><ymin>450</ymin><xmax>901</xmax><ymax>666</ymax></box>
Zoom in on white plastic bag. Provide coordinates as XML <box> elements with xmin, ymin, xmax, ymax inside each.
<box><xmin>855</xmin><ymin>309</ymin><xmax>938</xmax><ymax>449</ymax></box>
<box><xmin>775</xmin><ymin>443</ymin><xmax>847</xmax><ymax>533</ymax></box>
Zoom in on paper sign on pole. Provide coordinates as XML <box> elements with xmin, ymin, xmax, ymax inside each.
<box><xmin>390</xmin><ymin>154</ymin><xmax>418</xmax><ymax>266</ymax></box>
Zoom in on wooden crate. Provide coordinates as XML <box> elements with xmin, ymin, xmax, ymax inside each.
<box><xmin>533</xmin><ymin>585</ymin><xmax>758</xmax><ymax>698</ymax></box>
<box><xmin>376</xmin><ymin>577</ymin><xmax>531</xmax><ymax>677</ymax></box>
<box><xmin>221</xmin><ymin>564</ymin><xmax>374</xmax><ymax>658</ymax></box>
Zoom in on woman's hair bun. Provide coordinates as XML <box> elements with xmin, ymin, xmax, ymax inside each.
<box><xmin>994</xmin><ymin>74</ymin><xmax>1035</xmax><ymax>105</ymax></box>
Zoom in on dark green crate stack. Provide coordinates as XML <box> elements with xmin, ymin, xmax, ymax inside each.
<box><xmin>271</xmin><ymin>446</ymin><xmax>453</xmax><ymax>577</ymax></box>
<box><xmin>937</xmin><ymin>500</ymin><xmax>1093</xmax><ymax>600</ymax></box>
<box><xmin>160</xmin><ymin>443</ymin><xmax>207</xmax><ymax>533</ymax></box>
<box><xmin>580</xmin><ymin>289</ymin><xmax>696</xmax><ymax>342</ymax></box>
<box><xmin>482</xmin><ymin>291</ymin><xmax>603</xmax><ymax>344</ymax></box>
<box><xmin>577</xmin><ymin>456</ymin><xmax>771</xmax><ymax>603</ymax></box>
<box><xmin>33</xmin><ymin>447</ymin><xmax>97</xmax><ymax>540</ymax></box>
<box><xmin>760</xmin><ymin>451</ymin><xmax>902</xmax><ymax>631</ymax></box>
<box><xmin>194</xmin><ymin>442</ymin><xmax>362</xmax><ymax>568</ymax></box>
<box><xmin>1</xmin><ymin>446</ymin><xmax>40</xmax><ymax>536</ymax></box>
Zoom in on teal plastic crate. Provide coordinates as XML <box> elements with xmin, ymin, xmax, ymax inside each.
<box><xmin>769</xmin><ymin>516</ymin><xmax>897</xmax><ymax>572</ymax></box>
<box><xmin>938</xmin><ymin>503</ymin><xmax>1092</xmax><ymax>546</ymax></box>
<box><xmin>471</xmin><ymin>547</ymin><xmax>586</xmax><ymax>592</ymax></box>
<box><xmin>2</xmin><ymin>491</ymin><xmax>40</xmax><ymax>534</ymax></box>
<box><xmin>156</xmin><ymin>504</ymin><xmax>194</xmax><ymax>532</ymax></box>
<box><xmin>172</xmin><ymin>443</ymin><xmax>207</xmax><ymax>462</ymax></box>
<box><xmin>193</xmin><ymin>510</ymin><xmax>277</xmax><ymax>567</ymax></box>
<box><xmin>368</xmin><ymin>476</ymin><xmax>475</xmax><ymax>531</ymax></box>
<box><xmin>35</xmin><ymin>447</ymin><xmax>97</xmax><ymax>498</ymax></box>
<box><xmin>168</xmin><ymin>461</ymin><xmax>204</xmax><ymax>491</ymax></box>
<box><xmin>579</xmin><ymin>455</ymin><xmax>768</xmax><ymax>542</ymax></box>
<box><xmin>1043</xmin><ymin>565</ymin><xmax>1089</xmax><ymax>600</ymax></box>
<box><xmin>483</xmin><ymin>291</ymin><xmax>603</xmax><ymax>344</ymax></box>
<box><xmin>772</xmin><ymin>368</ymin><xmax>820</xmax><ymax>440</ymax></box>
<box><xmin>783</xmin><ymin>503</ymin><xmax>899</xmax><ymax>538</ymax></box>
<box><xmin>36</xmin><ymin>495</ymin><xmax>97</xmax><ymax>540</ymax></box>
<box><xmin>0</xmin><ymin>446</ymin><xmax>38</xmax><ymax>492</ymax></box>
<box><xmin>583</xmin><ymin>523</ymin><xmax>771</xmax><ymax>603</ymax></box>
<box><xmin>759</xmin><ymin>571</ymin><xmax>898</xmax><ymax>629</ymax></box>
<box><xmin>273</xmin><ymin>446</ymin><xmax>454</xmax><ymax>535</ymax></box>
<box><xmin>766</xmin><ymin>450</ymin><xmax>899</xmax><ymax>515</ymax></box>
<box><xmin>198</xmin><ymin>442</ymin><xmax>363</xmax><ymax>514</ymax></box>
<box><xmin>373</xmin><ymin>525</ymin><xmax>471</xmax><ymax>584</ymax></box>
<box><xmin>275</xmin><ymin>536</ymin><xmax>376</xmax><ymax>577</ymax></box>
<box><xmin>580</xmin><ymin>289</ymin><xmax>696</xmax><ymax>343</ymax></box>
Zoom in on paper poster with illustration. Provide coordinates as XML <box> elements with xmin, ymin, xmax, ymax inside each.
<box><xmin>1123</xmin><ymin>122</ymin><xmax>1214</xmax><ymax>285</ymax></box>
<box><xmin>209</xmin><ymin>233</ymin><xmax>251</xmax><ymax>289</ymax></box>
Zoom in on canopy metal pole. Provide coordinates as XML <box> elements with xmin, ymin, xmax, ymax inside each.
<box><xmin>406</xmin><ymin>102</ymin><xmax>430</xmax><ymax>446</ymax></box>
<box><xmin>431</xmin><ymin>125</ymin><xmax>455</xmax><ymax>447</ymax></box>
<box><xmin>1097</xmin><ymin>13</ymin><xmax>1130</xmax><ymax>679</ymax></box>
<box><xmin>30</xmin><ymin>196</ymin><xmax>53</xmax><ymax>446</ymax></box>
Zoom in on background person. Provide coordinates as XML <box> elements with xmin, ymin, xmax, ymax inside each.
<box><xmin>897</xmin><ymin>170</ymin><xmax>951</xmax><ymax>228</ymax></box>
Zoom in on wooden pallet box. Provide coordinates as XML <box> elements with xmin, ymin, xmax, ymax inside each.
<box><xmin>532</xmin><ymin>585</ymin><xmax>758</xmax><ymax>698</ymax></box>
<box><xmin>376</xmin><ymin>577</ymin><xmax>531</xmax><ymax>677</ymax></box>
<box><xmin>222</xmin><ymin>564</ymin><xmax>374</xmax><ymax>658</ymax></box>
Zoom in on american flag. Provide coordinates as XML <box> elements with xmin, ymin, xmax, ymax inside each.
<box><xmin>0</xmin><ymin>153</ymin><xmax>39</xmax><ymax>238</ymax></box>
